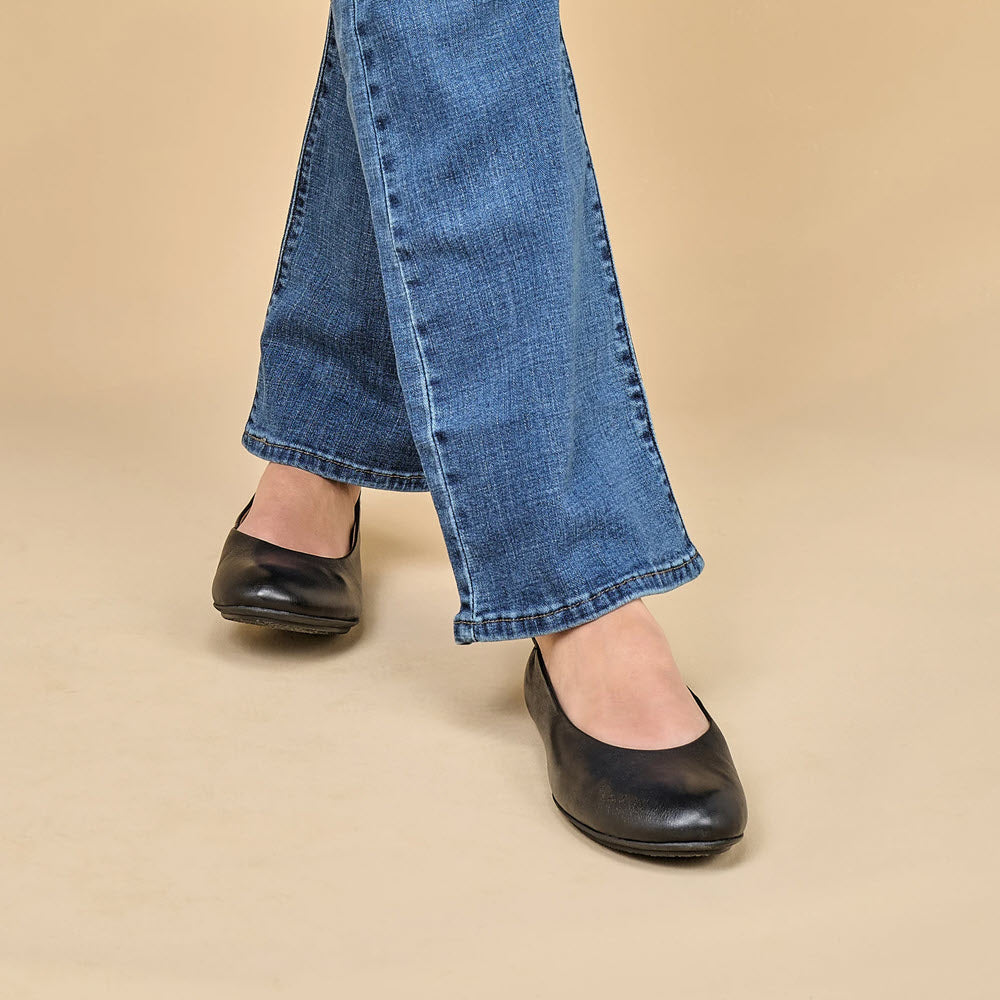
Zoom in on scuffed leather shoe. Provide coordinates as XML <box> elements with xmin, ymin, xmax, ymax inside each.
<box><xmin>212</xmin><ymin>494</ymin><xmax>362</xmax><ymax>635</ymax></box>
<box><xmin>523</xmin><ymin>637</ymin><xmax>748</xmax><ymax>857</ymax></box>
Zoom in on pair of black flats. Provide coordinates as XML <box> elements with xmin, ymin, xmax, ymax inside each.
<box><xmin>212</xmin><ymin>495</ymin><xmax>748</xmax><ymax>857</ymax></box>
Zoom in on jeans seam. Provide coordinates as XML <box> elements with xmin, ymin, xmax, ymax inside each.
<box><xmin>556</xmin><ymin>27</ymin><xmax>680</xmax><ymax>499</ymax></box>
<box><xmin>349</xmin><ymin>0</ymin><xmax>478</xmax><ymax>619</ymax></box>
<box><xmin>556</xmin><ymin>25</ymin><xmax>699</xmax><ymax>557</ymax></box>
<box><xmin>453</xmin><ymin>552</ymin><xmax>701</xmax><ymax>626</ymax></box>
<box><xmin>243</xmin><ymin>429</ymin><xmax>426</xmax><ymax>482</ymax></box>
<box><xmin>245</xmin><ymin>14</ymin><xmax>334</xmax><ymax>435</ymax></box>
<box><xmin>267</xmin><ymin>10</ymin><xmax>335</xmax><ymax>301</ymax></box>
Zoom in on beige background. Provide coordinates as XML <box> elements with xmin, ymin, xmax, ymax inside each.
<box><xmin>2</xmin><ymin>1</ymin><xmax>997</xmax><ymax>996</ymax></box>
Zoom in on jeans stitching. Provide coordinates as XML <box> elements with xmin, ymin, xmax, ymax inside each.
<box><xmin>556</xmin><ymin>27</ymin><xmax>678</xmax><ymax>497</ymax></box>
<box><xmin>453</xmin><ymin>552</ymin><xmax>702</xmax><ymax>626</ymax></box>
<box><xmin>268</xmin><ymin>11</ymin><xmax>335</xmax><ymax>300</ymax></box>
<box><xmin>350</xmin><ymin>0</ymin><xmax>478</xmax><ymax>621</ymax></box>
<box><xmin>245</xmin><ymin>14</ymin><xmax>335</xmax><ymax>433</ymax></box>
<box><xmin>556</xmin><ymin>25</ymin><xmax>699</xmax><ymax>556</ymax></box>
<box><xmin>244</xmin><ymin>429</ymin><xmax>426</xmax><ymax>482</ymax></box>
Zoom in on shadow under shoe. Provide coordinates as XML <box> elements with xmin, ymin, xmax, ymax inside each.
<box><xmin>523</xmin><ymin>639</ymin><xmax>748</xmax><ymax>858</ymax></box>
<box><xmin>211</xmin><ymin>494</ymin><xmax>362</xmax><ymax>635</ymax></box>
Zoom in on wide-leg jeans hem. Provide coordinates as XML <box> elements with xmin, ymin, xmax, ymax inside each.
<box><xmin>451</xmin><ymin>549</ymin><xmax>706</xmax><ymax>645</ymax></box>
<box><xmin>242</xmin><ymin>425</ymin><xmax>429</xmax><ymax>493</ymax></box>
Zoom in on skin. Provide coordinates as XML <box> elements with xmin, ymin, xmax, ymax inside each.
<box><xmin>238</xmin><ymin>462</ymin><xmax>710</xmax><ymax>750</ymax></box>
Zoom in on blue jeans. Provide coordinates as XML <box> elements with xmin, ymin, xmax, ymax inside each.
<box><xmin>242</xmin><ymin>1</ymin><xmax>705</xmax><ymax>644</ymax></box>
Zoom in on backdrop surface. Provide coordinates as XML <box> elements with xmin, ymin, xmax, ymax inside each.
<box><xmin>1</xmin><ymin>2</ymin><xmax>996</xmax><ymax>996</ymax></box>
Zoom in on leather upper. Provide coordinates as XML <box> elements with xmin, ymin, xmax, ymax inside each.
<box><xmin>211</xmin><ymin>495</ymin><xmax>362</xmax><ymax>624</ymax></box>
<box><xmin>523</xmin><ymin>642</ymin><xmax>748</xmax><ymax>845</ymax></box>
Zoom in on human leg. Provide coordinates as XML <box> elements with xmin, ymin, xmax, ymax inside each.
<box><xmin>216</xmin><ymin>2</ymin><xmax>746</xmax><ymax>853</ymax></box>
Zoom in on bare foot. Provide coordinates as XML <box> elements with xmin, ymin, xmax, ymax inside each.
<box><xmin>533</xmin><ymin>599</ymin><xmax>709</xmax><ymax>750</ymax></box>
<box><xmin>237</xmin><ymin>463</ymin><xmax>361</xmax><ymax>558</ymax></box>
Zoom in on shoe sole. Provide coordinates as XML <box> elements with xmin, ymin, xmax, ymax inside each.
<box><xmin>553</xmin><ymin>797</ymin><xmax>743</xmax><ymax>858</ymax></box>
<box><xmin>214</xmin><ymin>604</ymin><xmax>357</xmax><ymax>635</ymax></box>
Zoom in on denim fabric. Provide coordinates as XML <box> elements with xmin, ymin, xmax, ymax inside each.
<box><xmin>243</xmin><ymin>0</ymin><xmax>705</xmax><ymax>644</ymax></box>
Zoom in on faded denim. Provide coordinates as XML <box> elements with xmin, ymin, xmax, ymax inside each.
<box><xmin>242</xmin><ymin>1</ymin><xmax>705</xmax><ymax>644</ymax></box>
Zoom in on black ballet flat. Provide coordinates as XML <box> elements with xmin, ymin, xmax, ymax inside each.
<box><xmin>211</xmin><ymin>494</ymin><xmax>362</xmax><ymax>635</ymax></box>
<box><xmin>523</xmin><ymin>637</ymin><xmax>748</xmax><ymax>858</ymax></box>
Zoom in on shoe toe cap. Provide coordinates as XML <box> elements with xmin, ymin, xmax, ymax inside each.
<box><xmin>553</xmin><ymin>743</ymin><xmax>749</xmax><ymax>848</ymax></box>
<box><xmin>603</xmin><ymin>778</ymin><xmax>747</xmax><ymax>846</ymax></box>
<box><xmin>660</xmin><ymin>784</ymin><xmax>747</xmax><ymax>843</ymax></box>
